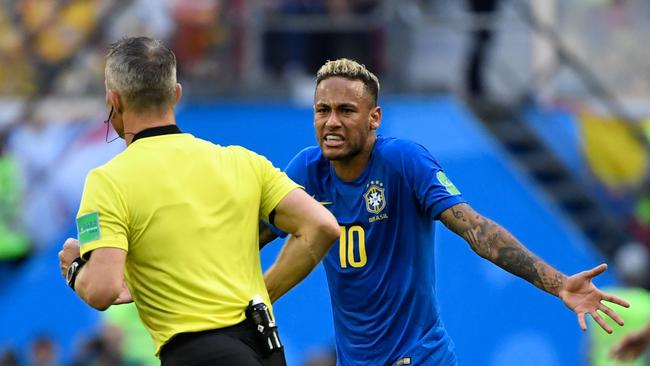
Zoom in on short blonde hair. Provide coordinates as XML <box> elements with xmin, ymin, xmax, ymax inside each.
<box><xmin>316</xmin><ymin>59</ymin><xmax>380</xmax><ymax>105</ymax></box>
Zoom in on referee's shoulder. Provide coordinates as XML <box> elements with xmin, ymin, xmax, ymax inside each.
<box><xmin>84</xmin><ymin>145</ymin><xmax>141</xmax><ymax>182</ymax></box>
<box><xmin>188</xmin><ymin>137</ymin><xmax>248</xmax><ymax>155</ymax></box>
<box><xmin>204</xmin><ymin>143</ymin><xmax>271</xmax><ymax>165</ymax></box>
<box><xmin>218</xmin><ymin>144</ymin><xmax>260</xmax><ymax>158</ymax></box>
<box><xmin>90</xmin><ymin>151</ymin><xmax>128</xmax><ymax>174</ymax></box>
<box><xmin>82</xmin><ymin>162</ymin><xmax>117</xmax><ymax>187</ymax></box>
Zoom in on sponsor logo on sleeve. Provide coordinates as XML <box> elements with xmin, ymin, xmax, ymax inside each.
<box><xmin>77</xmin><ymin>211</ymin><xmax>101</xmax><ymax>245</ymax></box>
<box><xmin>436</xmin><ymin>171</ymin><xmax>461</xmax><ymax>195</ymax></box>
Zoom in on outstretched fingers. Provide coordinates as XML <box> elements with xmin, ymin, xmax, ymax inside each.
<box><xmin>602</xmin><ymin>292</ymin><xmax>630</xmax><ymax>308</ymax></box>
<box><xmin>577</xmin><ymin>312</ymin><xmax>587</xmax><ymax>331</ymax></box>
<box><xmin>583</xmin><ymin>263</ymin><xmax>608</xmax><ymax>279</ymax></box>
<box><xmin>599</xmin><ymin>303</ymin><xmax>624</xmax><ymax>326</ymax></box>
<box><xmin>591</xmin><ymin>311</ymin><xmax>613</xmax><ymax>334</ymax></box>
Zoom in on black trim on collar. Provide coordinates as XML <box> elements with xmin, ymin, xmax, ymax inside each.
<box><xmin>131</xmin><ymin>125</ymin><xmax>182</xmax><ymax>143</ymax></box>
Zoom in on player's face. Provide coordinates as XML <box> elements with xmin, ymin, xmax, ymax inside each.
<box><xmin>314</xmin><ymin>77</ymin><xmax>380</xmax><ymax>162</ymax></box>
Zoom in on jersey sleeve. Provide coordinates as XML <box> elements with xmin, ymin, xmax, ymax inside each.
<box><xmin>252</xmin><ymin>152</ymin><xmax>301</xmax><ymax>223</ymax></box>
<box><xmin>283</xmin><ymin>149</ymin><xmax>310</xmax><ymax>186</ymax></box>
<box><xmin>401</xmin><ymin>142</ymin><xmax>465</xmax><ymax>220</ymax></box>
<box><xmin>77</xmin><ymin>169</ymin><xmax>129</xmax><ymax>260</ymax></box>
<box><xmin>263</xmin><ymin>149</ymin><xmax>311</xmax><ymax>238</ymax></box>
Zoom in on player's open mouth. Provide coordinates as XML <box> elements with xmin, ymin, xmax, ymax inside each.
<box><xmin>323</xmin><ymin>134</ymin><xmax>344</xmax><ymax>147</ymax></box>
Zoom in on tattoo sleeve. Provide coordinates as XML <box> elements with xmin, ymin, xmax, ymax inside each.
<box><xmin>440</xmin><ymin>203</ymin><xmax>566</xmax><ymax>296</ymax></box>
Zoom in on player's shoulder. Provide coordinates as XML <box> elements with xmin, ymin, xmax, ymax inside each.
<box><xmin>293</xmin><ymin>145</ymin><xmax>323</xmax><ymax>163</ymax></box>
<box><xmin>288</xmin><ymin>145</ymin><xmax>321</xmax><ymax>160</ymax></box>
<box><xmin>375</xmin><ymin>135</ymin><xmax>435</xmax><ymax>162</ymax></box>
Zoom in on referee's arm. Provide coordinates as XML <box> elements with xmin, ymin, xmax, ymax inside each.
<box><xmin>264</xmin><ymin>188</ymin><xmax>339</xmax><ymax>303</ymax></box>
<box><xmin>74</xmin><ymin>247</ymin><xmax>127</xmax><ymax>310</ymax></box>
<box><xmin>59</xmin><ymin>238</ymin><xmax>128</xmax><ymax>311</ymax></box>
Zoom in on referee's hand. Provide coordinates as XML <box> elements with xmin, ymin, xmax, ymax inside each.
<box><xmin>114</xmin><ymin>282</ymin><xmax>134</xmax><ymax>305</ymax></box>
<box><xmin>58</xmin><ymin>238</ymin><xmax>80</xmax><ymax>279</ymax></box>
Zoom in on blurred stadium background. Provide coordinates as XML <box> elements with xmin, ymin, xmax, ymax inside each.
<box><xmin>0</xmin><ymin>0</ymin><xmax>649</xmax><ymax>365</ymax></box>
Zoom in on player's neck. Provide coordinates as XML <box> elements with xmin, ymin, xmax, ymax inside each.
<box><xmin>123</xmin><ymin>109</ymin><xmax>177</xmax><ymax>145</ymax></box>
<box><xmin>331</xmin><ymin>136</ymin><xmax>376</xmax><ymax>182</ymax></box>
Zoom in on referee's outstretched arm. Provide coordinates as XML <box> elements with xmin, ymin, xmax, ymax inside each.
<box><xmin>264</xmin><ymin>188</ymin><xmax>340</xmax><ymax>303</ymax></box>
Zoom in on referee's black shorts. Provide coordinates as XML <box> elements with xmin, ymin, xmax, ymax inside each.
<box><xmin>160</xmin><ymin>318</ymin><xmax>287</xmax><ymax>366</ymax></box>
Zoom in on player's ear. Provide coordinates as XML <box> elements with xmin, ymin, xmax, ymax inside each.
<box><xmin>369</xmin><ymin>106</ymin><xmax>381</xmax><ymax>130</ymax></box>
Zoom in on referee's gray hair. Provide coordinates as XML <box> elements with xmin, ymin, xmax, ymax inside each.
<box><xmin>316</xmin><ymin>59</ymin><xmax>380</xmax><ymax>105</ymax></box>
<box><xmin>105</xmin><ymin>37</ymin><xmax>177</xmax><ymax>112</ymax></box>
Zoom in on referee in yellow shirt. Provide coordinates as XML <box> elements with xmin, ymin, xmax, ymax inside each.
<box><xmin>57</xmin><ymin>37</ymin><xmax>340</xmax><ymax>365</ymax></box>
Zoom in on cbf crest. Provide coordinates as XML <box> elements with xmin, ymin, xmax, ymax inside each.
<box><xmin>364</xmin><ymin>180</ymin><xmax>386</xmax><ymax>214</ymax></box>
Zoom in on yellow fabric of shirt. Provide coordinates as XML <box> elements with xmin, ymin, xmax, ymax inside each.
<box><xmin>77</xmin><ymin>133</ymin><xmax>298</xmax><ymax>355</ymax></box>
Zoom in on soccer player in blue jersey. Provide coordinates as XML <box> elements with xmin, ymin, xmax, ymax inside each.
<box><xmin>261</xmin><ymin>59</ymin><xmax>630</xmax><ymax>366</ymax></box>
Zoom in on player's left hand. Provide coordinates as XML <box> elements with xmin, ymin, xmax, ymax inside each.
<box><xmin>58</xmin><ymin>237</ymin><xmax>81</xmax><ymax>278</ymax></box>
<box><xmin>559</xmin><ymin>263</ymin><xmax>630</xmax><ymax>333</ymax></box>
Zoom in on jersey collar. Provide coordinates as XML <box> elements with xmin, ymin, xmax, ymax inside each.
<box><xmin>131</xmin><ymin>125</ymin><xmax>182</xmax><ymax>143</ymax></box>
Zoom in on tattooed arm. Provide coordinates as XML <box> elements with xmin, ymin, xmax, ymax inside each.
<box><xmin>439</xmin><ymin>203</ymin><xmax>565</xmax><ymax>295</ymax></box>
<box><xmin>439</xmin><ymin>203</ymin><xmax>630</xmax><ymax>333</ymax></box>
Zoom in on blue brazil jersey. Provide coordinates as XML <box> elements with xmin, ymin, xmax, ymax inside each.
<box><xmin>284</xmin><ymin>136</ymin><xmax>465</xmax><ymax>366</ymax></box>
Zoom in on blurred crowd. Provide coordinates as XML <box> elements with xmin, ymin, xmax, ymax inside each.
<box><xmin>0</xmin><ymin>0</ymin><xmax>388</xmax><ymax>101</ymax></box>
<box><xmin>0</xmin><ymin>0</ymin><xmax>224</xmax><ymax>99</ymax></box>
<box><xmin>262</xmin><ymin>0</ymin><xmax>383</xmax><ymax>79</ymax></box>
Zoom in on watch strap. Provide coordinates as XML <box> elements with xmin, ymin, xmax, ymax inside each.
<box><xmin>67</xmin><ymin>257</ymin><xmax>86</xmax><ymax>291</ymax></box>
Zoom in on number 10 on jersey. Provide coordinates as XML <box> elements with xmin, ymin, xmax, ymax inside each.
<box><xmin>339</xmin><ymin>225</ymin><xmax>367</xmax><ymax>268</ymax></box>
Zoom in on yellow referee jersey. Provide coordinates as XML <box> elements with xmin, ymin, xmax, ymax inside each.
<box><xmin>76</xmin><ymin>132</ymin><xmax>299</xmax><ymax>355</ymax></box>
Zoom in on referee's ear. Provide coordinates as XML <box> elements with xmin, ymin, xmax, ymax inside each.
<box><xmin>107</xmin><ymin>90</ymin><xmax>123</xmax><ymax>114</ymax></box>
<box><xmin>174</xmin><ymin>83</ymin><xmax>183</xmax><ymax>104</ymax></box>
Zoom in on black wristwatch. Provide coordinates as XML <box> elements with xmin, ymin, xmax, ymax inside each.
<box><xmin>66</xmin><ymin>257</ymin><xmax>86</xmax><ymax>291</ymax></box>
